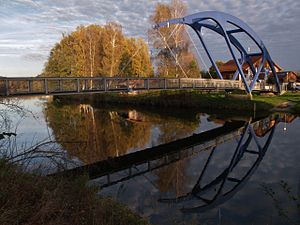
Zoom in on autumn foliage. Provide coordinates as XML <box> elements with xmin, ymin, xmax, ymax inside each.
<box><xmin>149</xmin><ymin>0</ymin><xmax>201</xmax><ymax>78</ymax></box>
<box><xmin>43</xmin><ymin>23</ymin><xmax>153</xmax><ymax>78</ymax></box>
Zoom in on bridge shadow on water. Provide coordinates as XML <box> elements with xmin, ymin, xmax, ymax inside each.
<box><xmin>52</xmin><ymin>113</ymin><xmax>294</xmax><ymax>220</ymax></box>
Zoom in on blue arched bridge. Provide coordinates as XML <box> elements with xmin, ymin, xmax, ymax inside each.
<box><xmin>0</xmin><ymin>11</ymin><xmax>282</xmax><ymax>97</ymax></box>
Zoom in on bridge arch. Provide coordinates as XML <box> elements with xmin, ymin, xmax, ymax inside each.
<box><xmin>154</xmin><ymin>11</ymin><xmax>281</xmax><ymax>95</ymax></box>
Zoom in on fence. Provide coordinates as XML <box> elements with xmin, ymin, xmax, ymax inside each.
<box><xmin>0</xmin><ymin>76</ymin><xmax>280</xmax><ymax>97</ymax></box>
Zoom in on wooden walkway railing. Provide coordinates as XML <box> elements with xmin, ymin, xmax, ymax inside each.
<box><xmin>0</xmin><ymin>77</ymin><xmax>243</xmax><ymax>97</ymax></box>
<box><xmin>0</xmin><ymin>76</ymin><xmax>281</xmax><ymax>97</ymax></box>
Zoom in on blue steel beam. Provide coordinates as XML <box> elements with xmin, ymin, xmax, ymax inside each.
<box><xmin>154</xmin><ymin>11</ymin><xmax>281</xmax><ymax>94</ymax></box>
<box><xmin>193</xmin><ymin>22</ymin><xmax>258</xmax><ymax>82</ymax></box>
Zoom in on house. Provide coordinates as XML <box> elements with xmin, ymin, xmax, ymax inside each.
<box><xmin>219</xmin><ymin>55</ymin><xmax>283</xmax><ymax>80</ymax></box>
<box><xmin>276</xmin><ymin>71</ymin><xmax>298</xmax><ymax>83</ymax></box>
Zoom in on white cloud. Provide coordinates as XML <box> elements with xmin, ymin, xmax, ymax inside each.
<box><xmin>0</xmin><ymin>0</ymin><xmax>299</xmax><ymax>76</ymax></box>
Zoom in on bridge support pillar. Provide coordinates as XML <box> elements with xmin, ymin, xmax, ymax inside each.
<box><xmin>247</xmin><ymin>93</ymin><xmax>253</xmax><ymax>100</ymax></box>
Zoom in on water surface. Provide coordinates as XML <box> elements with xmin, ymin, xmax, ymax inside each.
<box><xmin>0</xmin><ymin>97</ymin><xmax>299</xmax><ymax>225</ymax></box>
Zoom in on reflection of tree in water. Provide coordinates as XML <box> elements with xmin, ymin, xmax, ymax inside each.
<box><xmin>155</xmin><ymin>159</ymin><xmax>190</xmax><ymax>197</ymax></box>
<box><xmin>44</xmin><ymin>102</ymin><xmax>200</xmax><ymax>165</ymax></box>
<box><xmin>44</xmin><ymin>103</ymin><xmax>152</xmax><ymax>164</ymax></box>
<box><xmin>154</xmin><ymin>116</ymin><xmax>200</xmax><ymax>196</ymax></box>
<box><xmin>157</xmin><ymin>116</ymin><xmax>199</xmax><ymax>144</ymax></box>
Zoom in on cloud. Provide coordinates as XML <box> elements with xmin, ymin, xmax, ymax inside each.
<box><xmin>0</xmin><ymin>0</ymin><xmax>299</xmax><ymax>76</ymax></box>
<box><xmin>21</xmin><ymin>53</ymin><xmax>47</xmax><ymax>62</ymax></box>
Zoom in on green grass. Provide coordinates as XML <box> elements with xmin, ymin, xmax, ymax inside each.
<box><xmin>0</xmin><ymin>159</ymin><xmax>149</xmax><ymax>225</ymax></box>
<box><xmin>254</xmin><ymin>92</ymin><xmax>300</xmax><ymax>114</ymax></box>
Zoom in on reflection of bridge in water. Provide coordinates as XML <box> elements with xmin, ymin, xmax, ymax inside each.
<box><xmin>54</xmin><ymin>114</ymin><xmax>289</xmax><ymax>197</ymax></box>
<box><xmin>159</xmin><ymin>115</ymin><xmax>279</xmax><ymax>213</ymax></box>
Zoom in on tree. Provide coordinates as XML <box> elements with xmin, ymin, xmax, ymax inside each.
<box><xmin>208</xmin><ymin>60</ymin><xmax>225</xmax><ymax>79</ymax></box>
<box><xmin>43</xmin><ymin>23</ymin><xmax>153</xmax><ymax>78</ymax></box>
<box><xmin>119</xmin><ymin>38</ymin><xmax>153</xmax><ymax>77</ymax></box>
<box><xmin>149</xmin><ymin>0</ymin><xmax>201</xmax><ymax>78</ymax></box>
<box><xmin>43</xmin><ymin>35</ymin><xmax>75</xmax><ymax>77</ymax></box>
<box><xmin>99</xmin><ymin>22</ymin><xmax>124</xmax><ymax>77</ymax></box>
<box><xmin>200</xmin><ymin>61</ymin><xmax>225</xmax><ymax>79</ymax></box>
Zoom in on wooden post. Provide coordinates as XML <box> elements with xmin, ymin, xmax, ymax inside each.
<box><xmin>84</xmin><ymin>79</ymin><xmax>87</xmax><ymax>90</ymax></box>
<box><xmin>164</xmin><ymin>78</ymin><xmax>167</xmax><ymax>89</ymax></box>
<box><xmin>76</xmin><ymin>78</ymin><xmax>80</xmax><ymax>93</ymax></box>
<box><xmin>44</xmin><ymin>79</ymin><xmax>48</xmax><ymax>94</ymax></box>
<box><xmin>28</xmin><ymin>80</ymin><xmax>33</xmax><ymax>93</ymax></box>
<box><xmin>5</xmin><ymin>79</ymin><xmax>9</xmax><ymax>96</ymax></box>
<box><xmin>59</xmin><ymin>80</ymin><xmax>62</xmax><ymax>92</ymax></box>
<box><xmin>144</xmin><ymin>78</ymin><xmax>148</xmax><ymax>90</ymax></box>
<box><xmin>126</xmin><ymin>78</ymin><xmax>129</xmax><ymax>91</ymax></box>
<box><xmin>178</xmin><ymin>78</ymin><xmax>181</xmax><ymax>89</ymax></box>
<box><xmin>104</xmin><ymin>78</ymin><xmax>107</xmax><ymax>92</ymax></box>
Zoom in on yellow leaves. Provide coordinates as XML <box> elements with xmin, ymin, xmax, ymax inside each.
<box><xmin>149</xmin><ymin>0</ymin><xmax>201</xmax><ymax>78</ymax></box>
<box><xmin>44</xmin><ymin>22</ymin><xmax>153</xmax><ymax>78</ymax></box>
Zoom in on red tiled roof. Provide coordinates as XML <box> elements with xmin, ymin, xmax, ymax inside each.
<box><xmin>219</xmin><ymin>55</ymin><xmax>282</xmax><ymax>73</ymax></box>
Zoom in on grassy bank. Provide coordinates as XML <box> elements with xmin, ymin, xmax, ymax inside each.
<box><xmin>0</xmin><ymin>160</ymin><xmax>149</xmax><ymax>225</ymax></box>
<box><xmin>55</xmin><ymin>90</ymin><xmax>272</xmax><ymax>114</ymax></box>
<box><xmin>55</xmin><ymin>90</ymin><xmax>300</xmax><ymax>115</ymax></box>
<box><xmin>253</xmin><ymin>92</ymin><xmax>300</xmax><ymax>114</ymax></box>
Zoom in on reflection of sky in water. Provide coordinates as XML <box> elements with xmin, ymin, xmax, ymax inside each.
<box><xmin>1</xmin><ymin>97</ymin><xmax>52</xmax><ymax>145</ymax></box>
<box><xmin>0</xmin><ymin>97</ymin><xmax>68</xmax><ymax>171</ymax></box>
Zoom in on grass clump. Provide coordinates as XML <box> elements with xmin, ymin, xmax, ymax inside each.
<box><xmin>0</xmin><ymin>159</ymin><xmax>149</xmax><ymax>225</ymax></box>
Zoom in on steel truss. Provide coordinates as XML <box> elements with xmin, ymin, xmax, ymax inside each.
<box><xmin>154</xmin><ymin>11</ymin><xmax>281</xmax><ymax>95</ymax></box>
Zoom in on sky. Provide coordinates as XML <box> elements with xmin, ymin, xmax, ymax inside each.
<box><xmin>0</xmin><ymin>0</ymin><xmax>299</xmax><ymax>77</ymax></box>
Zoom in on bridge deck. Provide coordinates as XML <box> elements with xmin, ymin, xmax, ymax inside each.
<box><xmin>0</xmin><ymin>77</ymin><xmax>279</xmax><ymax>97</ymax></box>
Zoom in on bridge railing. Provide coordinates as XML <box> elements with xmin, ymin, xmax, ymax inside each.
<box><xmin>0</xmin><ymin>76</ymin><xmax>274</xmax><ymax>97</ymax></box>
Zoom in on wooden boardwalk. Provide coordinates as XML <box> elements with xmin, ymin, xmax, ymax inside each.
<box><xmin>0</xmin><ymin>76</ymin><xmax>279</xmax><ymax>97</ymax></box>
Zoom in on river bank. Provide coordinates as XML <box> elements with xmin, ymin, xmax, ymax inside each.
<box><xmin>0</xmin><ymin>159</ymin><xmax>149</xmax><ymax>225</ymax></box>
<box><xmin>54</xmin><ymin>90</ymin><xmax>300</xmax><ymax>115</ymax></box>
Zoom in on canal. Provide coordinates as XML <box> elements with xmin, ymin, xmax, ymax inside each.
<box><xmin>1</xmin><ymin>96</ymin><xmax>300</xmax><ymax>225</ymax></box>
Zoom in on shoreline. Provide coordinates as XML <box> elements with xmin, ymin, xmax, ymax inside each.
<box><xmin>53</xmin><ymin>90</ymin><xmax>300</xmax><ymax>116</ymax></box>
